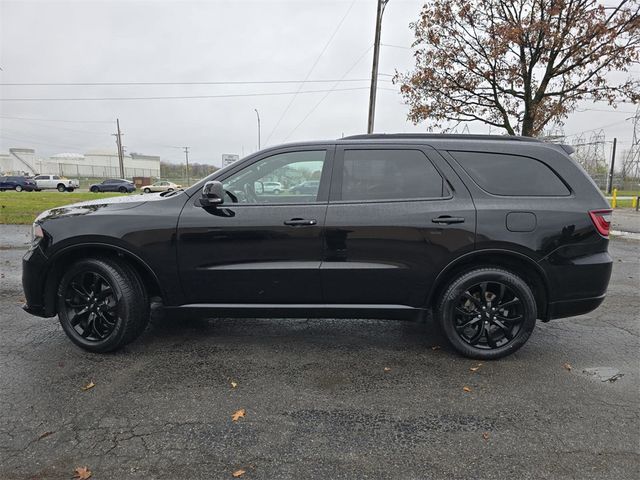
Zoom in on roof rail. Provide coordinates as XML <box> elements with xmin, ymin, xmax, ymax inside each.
<box><xmin>340</xmin><ymin>133</ymin><xmax>542</xmax><ymax>142</ymax></box>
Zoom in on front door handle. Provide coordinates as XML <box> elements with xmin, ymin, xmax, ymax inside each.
<box><xmin>432</xmin><ymin>215</ymin><xmax>465</xmax><ymax>225</ymax></box>
<box><xmin>284</xmin><ymin>218</ymin><xmax>317</xmax><ymax>226</ymax></box>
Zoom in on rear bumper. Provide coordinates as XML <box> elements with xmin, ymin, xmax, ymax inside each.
<box><xmin>547</xmin><ymin>294</ymin><xmax>606</xmax><ymax>320</ymax></box>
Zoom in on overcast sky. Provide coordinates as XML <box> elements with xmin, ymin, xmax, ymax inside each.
<box><xmin>0</xmin><ymin>0</ymin><xmax>637</xmax><ymax>166</ymax></box>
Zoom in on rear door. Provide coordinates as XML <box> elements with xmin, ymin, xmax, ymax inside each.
<box><xmin>321</xmin><ymin>144</ymin><xmax>476</xmax><ymax>307</ymax></box>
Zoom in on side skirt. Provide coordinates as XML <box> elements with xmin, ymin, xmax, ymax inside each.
<box><xmin>162</xmin><ymin>304</ymin><xmax>426</xmax><ymax>321</ymax></box>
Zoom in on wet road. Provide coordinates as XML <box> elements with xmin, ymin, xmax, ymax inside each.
<box><xmin>0</xmin><ymin>226</ymin><xmax>638</xmax><ymax>479</ymax></box>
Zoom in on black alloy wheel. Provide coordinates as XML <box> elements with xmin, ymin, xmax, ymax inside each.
<box><xmin>453</xmin><ymin>281</ymin><xmax>524</xmax><ymax>350</ymax></box>
<box><xmin>62</xmin><ymin>270</ymin><xmax>118</xmax><ymax>341</ymax></box>
<box><xmin>57</xmin><ymin>258</ymin><xmax>149</xmax><ymax>352</ymax></box>
<box><xmin>438</xmin><ymin>268</ymin><xmax>537</xmax><ymax>359</ymax></box>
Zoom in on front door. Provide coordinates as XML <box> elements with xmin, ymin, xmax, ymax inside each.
<box><xmin>321</xmin><ymin>145</ymin><xmax>476</xmax><ymax>307</ymax></box>
<box><xmin>177</xmin><ymin>147</ymin><xmax>333</xmax><ymax>304</ymax></box>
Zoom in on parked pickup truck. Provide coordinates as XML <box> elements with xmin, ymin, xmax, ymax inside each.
<box><xmin>34</xmin><ymin>175</ymin><xmax>80</xmax><ymax>192</ymax></box>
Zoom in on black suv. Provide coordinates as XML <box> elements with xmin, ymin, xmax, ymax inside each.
<box><xmin>22</xmin><ymin>134</ymin><xmax>612</xmax><ymax>359</ymax></box>
<box><xmin>0</xmin><ymin>176</ymin><xmax>37</xmax><ymax>192</ymax></box>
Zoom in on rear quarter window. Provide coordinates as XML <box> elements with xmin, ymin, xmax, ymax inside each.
<box><xmin>450</xmin><ymin>151</ymin><xmax>570</xmax><ymax>196</ymax></box>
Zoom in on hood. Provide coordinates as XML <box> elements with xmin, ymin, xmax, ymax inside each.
<box><xmin>35</xmin><ymin>192</ymin><xmax>171</xmax><ymax>223</ymax></box>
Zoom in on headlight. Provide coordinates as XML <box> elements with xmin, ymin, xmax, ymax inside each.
<box><xmin>31</xmin><ymin>223</ymin><xmax>44</xmax><ymax>243</ymax></box>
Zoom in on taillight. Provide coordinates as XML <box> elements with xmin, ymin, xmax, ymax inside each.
<box><xmin>589</xmin><ymin>209</ymin><xmax>612</xmax><ymax>237</ymax></box>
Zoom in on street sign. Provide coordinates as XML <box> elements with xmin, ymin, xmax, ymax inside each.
<box><xmin>222</xmin><ymin>154</ymin><xmax>240</xmax><ymax>168</ymax></box>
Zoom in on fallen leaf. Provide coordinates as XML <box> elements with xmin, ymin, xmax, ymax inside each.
<box><xmin>563</xmin><ymin>363</ymin><xmax>572</xmax><ymax>371</ymax></box>
<box><xmin>232</xmin><ymin>409</ymin><xmax>246</xmax><ymax>422</ymax></box>
<box><xmin>383</xmin><ymin>367</ymin><xmax>391</xmax><ymax>372</ymax></box>
<box><xmin>463</xmin><ymin>386</ymin><xmax>472</xmax><ymax>393</ymax></box>
<box><xmin>37</xmin><ymin>431</ymin><xmax>54</xmax><ymax>441</ymax></box>
<box><xmin>81</xmin><ymin>381</ymin><xmax>95</xmax><ymax>391</ymax></box>
<box><xmin>232</xmin><ymin>469</ymin><xmax>246</xmax><ymax>477</ymax></box>
<box><xmin>431</xmin><ymin>346</ymin><xmax>441</xmax><ymax>351</ymax></box>
<box><xmin>230</xmin><ymin>381</ymin><xmax>238</xmax><ymax>389</ymax></box>
<box><xmin>482</xmin><ymin>432</ymin><xmax>490</xmax><ymax>441</ymax></box>
<box><xmin>74</xmin><ymin>466</ymin><xmax>92</xmax><ymax>479</ymax></box>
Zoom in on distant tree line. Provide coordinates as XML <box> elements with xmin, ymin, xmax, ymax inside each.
<box><xmin>159</xmin><ymin>162</ymin><xmax>219</xmax><ymax>181</ymax></box>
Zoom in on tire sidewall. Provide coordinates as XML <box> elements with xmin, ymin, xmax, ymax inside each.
<box><xmin>15</xmin><ymin>185</ymin><xmax>23</xmax><ymax>192</ymax></box>
<box><xmin>57</xmin><ymin>259</ymin><xmax>129</xmax><ymax>352</ymax></box>
<box><xmin>438</xmin><ymin>269</ymin><xmax>537</xmax><ymax>360</ymax></box>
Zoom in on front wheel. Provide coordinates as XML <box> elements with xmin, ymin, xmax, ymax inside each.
<box><xmin>118</xmin><ymin>186</ymin><xmax>127</xmax><ymax>193</ymax></box>
<box><xmin>57</xmin><ymin>257</ymin><xmax>149</xmax><ymax>352</ymax></box>
<box><xmin>437</xmin><ymin>268</ymin><xmax>537</xmax><ymax>360</ymax></box>
<box><xmin>143</xmin><ymin>188</ymin><xmax>151</xmax><ymax>193</ymax></box>
<box><xmin>90</xmin><ymin>186</ymin><xmax>99</xmax><ymax>193</ymax></box>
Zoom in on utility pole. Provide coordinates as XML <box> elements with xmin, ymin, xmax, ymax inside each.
<box><xmin>183</xmin><ymin>147</ymin><xmax>190</xmax><ymax>186</ymax></box>
<box><xmin>112</xmin><ymin>119</ymin><xmax>125</xmax><ymax>178</ymax></box>
<box><xmin>254</xmin><ymin>109</ymin><xmax>261</xmax><ymax>150</ymax></box>
<box><xmin>367</xmin><ymin>0</ymin><xmax>389</xmax><ymax>134</ymax></box>
<box><xmin>607</xmin><ymin>137</ymin><xmax>617</xmax><ymax>194</ymax></box>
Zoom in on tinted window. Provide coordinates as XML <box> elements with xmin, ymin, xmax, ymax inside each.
<box><xmin>340</xmin><ymin>149</ymin><xmax>445</xmax><ymax>201</ymax></box>
<box><xmin>451</xmin><ymin>151</ymin><xmax>569</xmax><ymax>196</ymax></box>
<box><xmin>34</xmin><ymin>175</ymin><xmax>45</xmax><ymax>180</ymax></box>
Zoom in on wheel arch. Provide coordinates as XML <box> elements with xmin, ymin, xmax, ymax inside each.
<box><xmin>42</xmin><ymin>243</ymin><xmax>163</xmax><ymax>316</ymax></box>
<box><xmin>427</xmin><ymin>249</ymin><xmax>550</xmax><ymax>321</ymax></box>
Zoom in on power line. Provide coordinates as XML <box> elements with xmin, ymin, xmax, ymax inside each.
<box><xmin>0</xmin><ymin>115</ymin><xmax>112</xmax><ymax>123</ymax></box>
<box><xmin>264</xmin><ymin>0</ymin><xmax>358</xmax><ymax>145</ymax></box>
<box><xmin>0</xmin><ymin>78</ymin><xmax>388</xmax><ymax>87</ymax></box>
<box><xmin>283</xmin><ymin>45</ymin><xmax>374</xmax><ymax>142</ymax></box>
<box><xmin>0</xmin><ymin>86</ymin><xmax>372</xmax><ymax>102</ymax></box>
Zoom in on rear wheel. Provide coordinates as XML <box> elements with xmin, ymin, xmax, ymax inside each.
<box><xmin>437</xmin><ymin>268</ymin><xmax>537</xmax><ymax>359</ymax></box>
<box><xmin>57</xmin><ymin>257</ymin><xmax>149</xmax><ymax>352</ymax></box>
<box><xmin>143</xmin><ymin>188</ymin><xmax>151</xmax><ymax>193</ymax></box>
<box><xmin>15</xmin><ymin>185</ymin><xmax>23</xmax><ymax>192</ymax></box>
<box><xmin>90</xmin><ymin>186</ymin><xmax>99</xmax><ymax>193</ymax></box>
<box><xmin>57</xmin><ymin>184</ymin><xmax>66</xmax><ymax>192</ymax></box>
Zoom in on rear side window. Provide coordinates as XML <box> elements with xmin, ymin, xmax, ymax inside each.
<box><xmin>451</xmin><ymin>151</ymin><xmax>569</xmax><ymax>196</ymax></box>
<box><xmin>341</xmin><ymin>149</ymin><xmax>446</xmax><ymax>201</ymax></box>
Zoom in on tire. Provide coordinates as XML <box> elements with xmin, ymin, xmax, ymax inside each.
<box><xmin>34</xmin><ymin>188</ymin><xmax>41</xmax><ymax>192</ymax></box>
<box><xmin>144</xmin><ymin>188</ymin><xmax>151</xmax><ymax>193</ymax></box>
<box><xmin>118</xmin><ymin>186</ymin><xmax>127</xmax><ymax>193</ymax></box>
<box><xmin>66</xmin><ymin>187</ymin><xmax>75</xmax><ymax>192</ymax></box>
<box><xmin>57</xmin><ymin>184</ymin><xmax>66</xmax><ymax>192</ymax></box>
<box><xmin>273</xmin><ymin>189</ymin><xmax>280</xmax><ymax>195</ymax></box>
<box><xmin>15</xmin><ymin>185</ymin><xmax>23</xmax><ymax>192</ymax></box>
<box><xmin>167</xmin><ymin>188</ymin><xmax>174</xmax><ymax>192</ymax></box>
<box><xmin>437</xmin><ymin>268</ymin><xmax>537</xmax><ymax>360</ymax></box>
<box><xmin>90</xmin><ymin>186</ymin><xmax>99</xmax><ymax>193</ymax></box>
<box><xmin>57</xmin><ymin>257</ymin><xmax>150</xmax><ymax>353</ymax></box>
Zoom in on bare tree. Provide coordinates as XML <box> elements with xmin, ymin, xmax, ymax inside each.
<box><xmin>396</xmin><ymin>0</ymin><xmax>640</xmax><ymax>136</ymax></box>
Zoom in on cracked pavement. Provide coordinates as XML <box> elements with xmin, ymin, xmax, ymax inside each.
<box><xmin>0</xmin><ymin>225</ymin><xmax>638</xmax><ymax>479</ymax></box>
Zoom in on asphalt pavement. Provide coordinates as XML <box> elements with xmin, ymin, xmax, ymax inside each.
<box><xmin>0</xmin><ymin>225</ymin><xmax>638</xmax><ymax>480</ymax></box>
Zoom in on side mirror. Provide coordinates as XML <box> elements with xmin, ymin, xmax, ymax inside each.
<box><xmin>199</xmin><ymin>181</ymin><xmax>225</xmax><ymax>207</ymax></box>
<box><xmin>254</xmin><ymin>181</ymin><xmax>264</xmax><ymax>195</ymax></box>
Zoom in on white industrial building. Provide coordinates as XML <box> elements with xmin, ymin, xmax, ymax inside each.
<box><xmin>0</xmin><ymin>147</ymin><xmax>160</xmax><ymax>178</ymax></box>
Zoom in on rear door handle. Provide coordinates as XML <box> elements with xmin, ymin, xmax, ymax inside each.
<box><xmin>284</xmin><ymin>218</ymin><xmax>317</xmax><ymax>226</ymax></box>
<box><xmin>432</xmin><ymin>215</ymin><xmax>465</xmax><ymax>225</ymax></box>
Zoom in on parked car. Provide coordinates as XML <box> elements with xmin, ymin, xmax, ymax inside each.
<box><xmin>34</xmin><ymin>175</ymin><xmax>79</xmax><ymax>192</ymax></box>
<box><xmin>290</xmin><ymin>180</ymin><xmax>319</xmax><ymax>195</ymax></box>
<box><xmin>23</xmin><ymin>134</ymin><xmax>612</xmax><ymax>358</ymax></box>
<box><xmin>0</xmin><ymin>175</ymin><xmax>37</xmax><ymax>192</ymax></box>
<box><xmin>140</xmin><ymin>181</ymin><xmax>182</xmax><ymax>194</ymax></box>
<box><xmin>261</xmin><ymin>181</ymin><xmax>283</xmax><ymax>194</ymax></box>
<box><xmin>89</xmin><ymin>179</ymin><xmax>136</xmax><ymax>193</ymax></box>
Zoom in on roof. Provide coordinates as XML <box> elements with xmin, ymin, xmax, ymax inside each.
<box><xmin>340</xmin><ymin>133</ymin><xmax>541</xmax><ymax>143</ymax></box>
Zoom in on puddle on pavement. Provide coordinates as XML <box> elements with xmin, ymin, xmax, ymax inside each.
<box><xmin>582</xmin><ymin>367</ymin><xmax>624</xmax><ymax>383</ymax></box>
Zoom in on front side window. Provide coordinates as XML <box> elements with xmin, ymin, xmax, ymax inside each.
<box><xmin>340</xmin><ymin>149</ymin><xmax>446</xmax><ymax>201</ymax></box>
<box><xmin>222</xmin><ymin>150</ymin><xmax>326</xmax><ymax>204</ymax></box>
